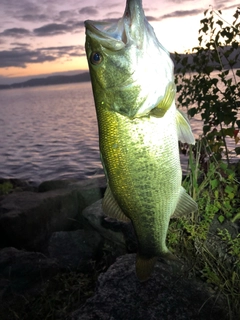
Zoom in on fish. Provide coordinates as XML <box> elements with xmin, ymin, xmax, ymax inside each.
<box><xmin>84</xmin><ymin>0</ymin><xmax>197</xmax><ymax>281</ymax></box>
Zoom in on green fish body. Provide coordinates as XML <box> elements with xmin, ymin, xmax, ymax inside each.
<box><xmin>84</xmin><ymin>0</ymin><xmax>197</xmax><ymax>281</ymax></box>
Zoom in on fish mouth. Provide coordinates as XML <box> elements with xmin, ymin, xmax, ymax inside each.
<box><xmin>84</xmin><ymin>0</ymin><xmax>145</xmax><ymax>50</ymax></box>
<box><xmin>85</xmin><ymin>0</ymin><xmax>174</xmax><ymax>118</ymax></box>
<box><xmin>84</xmin><ymin>20</ymin><xmax>127</xmax><ymax>50</ymax></box>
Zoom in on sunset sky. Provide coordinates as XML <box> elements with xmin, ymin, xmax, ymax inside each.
<box><xmin>0</xmin><ymin>0</ymin><xmax>239</xmax><ymax>84</ymax></box>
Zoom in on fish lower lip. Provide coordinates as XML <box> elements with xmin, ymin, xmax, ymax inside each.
<box><xmin>84</xmin><ymin>21</ymin><xmax>107</xmax><ymax>38</ymax></box>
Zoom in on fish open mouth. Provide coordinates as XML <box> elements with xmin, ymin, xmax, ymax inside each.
<box><xmin>84</xmin><ymin>0</ymin><xmax>145</xmax><ymax>49</ymax></box>
<box><xmin>84</xmin><ymin>19</ymin><xmax>128</xmax><ymax>50</ymax></box>
<box><xmin>84</xmin><ymin>0</ymin><xmax>174</xmax><ymax>118</ymax></box>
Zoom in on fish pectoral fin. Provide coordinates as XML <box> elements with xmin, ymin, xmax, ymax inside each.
<box><xmin>172</xmin><ymin>186</ymin><xmax>198</xmax><ymax>218</ymax></box>
<box><xmin>176</xmin><ymin>109</ymin><xmax>195</xmax><ymax>144</ymax></box>
<box><xmin>150</xmin><ymin>82</ymin><xmax>176</xmax><ymax>118</ymax></box>
<box><xmin>102</xmin><ymin>185</ymin><xmax>130</xmax><ymax>222</ymax></box>
<box><xmin>135</xmin><ymin>254</ymin><xmax>157</xmax><ymax>282</ymax></box>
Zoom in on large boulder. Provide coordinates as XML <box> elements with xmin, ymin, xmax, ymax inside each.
<box><xmin>0</xmin><ymin>247</ymin><xmax>59</xmax><ymax>299</ymax></box>
<box><xmin>82</xmin><ymin>199</ymin><xmax>137</xmax><ymax>253</ymax></box>
<box><xmin>48</xmin><ymin>229</ymin><xmax>103</xmax><ymax>270</ymax></box>
<box><xmin>69</xmin><ymin>254</ymin><xmax>228</xmax><ymax>320</ymax></box>
<box><xmin>0</xmin><ymin>178</ymin><xmax>106</xmax><ymax>251</ymax></box>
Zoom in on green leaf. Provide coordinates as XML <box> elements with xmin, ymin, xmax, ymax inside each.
<box><xmin>218</xmin><ymin>215</ymin><xmax>225</xmax><ymax>223</ymax></box>
<box><xmin>235</xmin><ymin>147</ymin><xmax>240</xmax><ymax>155</ymax></box>
<box><xmin>210</xmin><ymin>179</ymin><xmax>219</xmax><ymax>189</ymax></box>
<box><xmin>232</xmin><ymin>42</ymin><xmax>238</xmax><ymax>49</ymax></box>
<box><xmin>216</xmin><ymin>20</ymin><xmax>223</xmax><ymax>27</ymax></box>
<box><xmin>232</xmin><ymin>212</ymin><xmax>240</xmax><ymax>223</ymax></box>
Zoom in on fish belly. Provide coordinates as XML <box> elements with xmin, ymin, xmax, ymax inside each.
<box><xmin>98</xmin><ymin>106</ymin><xmax>181</xmax><ymax>256</ymax></box>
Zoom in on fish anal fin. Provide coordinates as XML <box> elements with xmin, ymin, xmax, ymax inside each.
<box><xmin>102</xmin><ymin>186</ymin><xmax>130</xmax><ymax>222</ymax></box>
<box><xmin>176</xmin><ymin>109</ymin><xmax>195</xmax><ymax>144</ymax></box>
<box><xmin>172</xmin><ymin>186</ymin><xmax>198</xmax><ymax>218</ymax></box>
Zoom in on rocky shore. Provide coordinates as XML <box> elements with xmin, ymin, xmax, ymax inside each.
<box><xmin>0</xmin><ymin>178</ymin><xmax>236</xmax><ymax>319</ymax></box>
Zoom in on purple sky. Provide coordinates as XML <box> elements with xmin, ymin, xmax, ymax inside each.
<box><xmin>0</xmin><ymin>0</ymin><xmax>239</xmax><ymax>84</ymax></box>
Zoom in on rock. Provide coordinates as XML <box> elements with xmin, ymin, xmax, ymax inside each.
<box><xmin>0</xmin><ymin>247</ymin><xmax>59</xmax><ymax>300</ymax></box>
<box><xmin>69</xmin><ymin>254</ymin><xmax>228</xmax><ymax>320</ymax></box>
<box><xmin>38</xmin><ymin>179</ymin><xmax>78</xmax><ymax>192</ymax></box>
<box><xmin>82</xmin><ymin>200</ymin><xmax>137</xmax><ymax>253</ymax></box>
<box><xmin>0</xmin><ymin>178</ymin><xmax>37</xmax><ymax>193</ymax></box>
<box><xmin>0</xmin><ymin>189</ymin><xmax>80</xmax><ymax>250</ymax></box>
<box><xmin>48</xmin><ymin>230</ymin><xmax>103</xmax><ymax>270</ymax></box>
<box><xmin>0</xmin><ymin>178</ymin><xmax>106</xmax><ymax>251</ymax></box>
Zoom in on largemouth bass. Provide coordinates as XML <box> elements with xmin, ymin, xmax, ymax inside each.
<box><xmin>84</xmin><ymin>0</ymin><xmax>197</xmax><ymax>281</ymax></box>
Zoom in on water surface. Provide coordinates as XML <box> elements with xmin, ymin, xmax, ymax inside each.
<box><xmin>0</xmin><ymin>81</ymin><xmax>238</xmax><ymax>185</ymax></box>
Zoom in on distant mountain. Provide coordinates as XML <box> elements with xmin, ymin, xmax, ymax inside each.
<box><xmin>0</xmin><ymin>72</ymin><xmax>91</xmax><ymax>90</ymax></box>
<box><xmin>1</xmin><ymin>48</ymin><xmax>239</xmax><ymax>90</ymax></box>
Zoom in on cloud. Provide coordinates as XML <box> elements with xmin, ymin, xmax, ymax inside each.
<box><xmin>214</xmin><ymin>2</ymin><xmax>240</xmax><ymax>10</ymax></box>
<box><xmin>18</xmin><ymin>14</ymin><xmax>49</xmax><ymax>22</ymax></box>
<box><xmin>170</xmin><ymin>0</ymin><xmax>193</xmax><ymax>3</ymax></box>
<box><xmin>0</xmin><ymin>28</ymin><xmax>31</xmax><ymax>38</ymax></box>
<box><xmin>10</xmin><ymin>42</ymin><xmax>30</xmax><ymax>47</ymax></box>
<box><xmin>79</xmin><ymin>6</ymin><xmax>99</xmax><ymax>16</ymax></box>
<box><xmin>146</xmin><ymin>16</ymin><xmax>160</xmax><ymax>22</ymax></box>
<box><xmin>0</xmin><ymin>49</ymin><xmax>56</xmax><ymax>68</ymax></box>
<box><xmin>58</xmin><ymin>10</ymin><xmax>74</xmax><ymax>20</ymax></box>
<box><xmin>0</xmin><ymin>45</ymin><xmax>85</xmax><ymax>68</ymax></box>
<box><xmin>38</xmin><ymin>45</ymin><xmax>85</xmax><ymax>56</ymax></box>
<box><xmin>161</xmin><ymin>9</ymin><xmax>203</xmax><ymax>19</ymax></box>
<box><xmin>1</xmin><ymin>0</ymin><xmax>48</xmax><ymax>23</ymax></box>
<box><xmin>33</xmin><ymin>23</ymin><xmax>72</xmax><ymax>36</ymax></box>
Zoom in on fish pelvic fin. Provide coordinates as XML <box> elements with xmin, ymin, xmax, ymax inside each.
<box><xmin>102</xmin><ymin>185</ymin><xmax>130</xmax><ymax>222</ymax></box>
<box><xmin>172</xmin><ymin>186</ymin><xmax>198</xmax><ymax>218</ymax></box>
<box><xmin>176</xmin><ymin>109</ymin><xmax>195</xmax><ymax>144</ymax></box>
<box><xmin>135</xmin><ymin>254</ymin><xmax>157</xmax><ymax>282</ymax></box>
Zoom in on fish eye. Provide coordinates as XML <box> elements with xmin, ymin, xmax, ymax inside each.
<box><xmin>90</xmin><ymin>52</ymin><xmax>102</xmax><ymax>65</ymax></box>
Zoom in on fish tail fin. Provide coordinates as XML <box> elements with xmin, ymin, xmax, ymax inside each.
<box><xmin>135</xmin><ymin>254</ymin><xmax>157</xmax><ymax>282</ymax></box>
<box><xmin>136</xmin><ymin>251</ymin><xmax>179</xmax><ymax>282</ymax></box>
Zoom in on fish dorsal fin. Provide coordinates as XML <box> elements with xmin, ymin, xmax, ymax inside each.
<box><xmin>150</xmin><ymin>82</ymin><xmax>176</xmax><ymax>118</ymax></box>
<box><xmin>176</xmin><ymin>109</ymin><xmax>195</xmax><ymax>144</ymax></box>
<box><xmin>102</xmin><ymin>185</ymin><xmax>130</xmax><ymax>222</ymax></box>
<box><xmin>172</xmin><ymin>186</ymin><xmax>198</xmax><ymax>218</ymax></box>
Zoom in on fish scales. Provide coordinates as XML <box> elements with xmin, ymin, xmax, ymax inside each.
<box><xmin>98</xmin><ymin>104</ymin><xmax>181</xmax><ymax>255</ymax></box>
<box><xmin>84</xmin><ymin>0</ymin><xmax>197</xmax><ymax>281</ymax></box>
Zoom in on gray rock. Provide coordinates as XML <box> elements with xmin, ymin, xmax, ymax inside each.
<box><xmin>0</xmin><ymin>247</ymin><xmax>59</xmax><ymax>299</ymax></box>
<box><xmin>82</xmin><ymin>200</ymin><xmax>137</xmax><ymax>253</ymax></box>
<box><xmin>38</xmin><ymin>179</ymin><xmax>79</xmax><ymax>192</ymax></box>
<box><xmin>0</xmin><ymin>178</ymin><xmax>106</xmax><ymax>251</ymax></box>
<box><xmin>69</xmin><ymin>254</ymin><xmax>228</xmax><ymax>320</ymax></box>
<box><xmin>0</xmin><ymin>189</ymin><xmax>80</xmax><ymax>250</ymax></box>
<box><xmin>48</xmin><ymin>229</ymin><xmax>102</xmax><ymax>270</ymax></box>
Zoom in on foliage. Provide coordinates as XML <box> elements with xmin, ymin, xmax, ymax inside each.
<box><xmin>1</xmin><ymin>241</ymin><xmax>117</xmax><ymax>320</ymax></box>
<box><xmin>172</xmin><ymin>10</ymin><xmax>240</xmax><ymax>315</ymax></box>
<box><xmin>0</xmin><ymin>181</ymin><xmax>13</xmax><ymax>195</ymax></box>
<box><xmin>185</xmin><ymin>141</ymin><xmax>240</xmax><ymax>224</ymax></box>
<box><xmin>175</xmin><ymin>7</ymin><xmax>240</xmax><ymax>162</ymax></box>
<box><xmin>6</xmin><ymin>271</ymin><xmax>97</xmax><ymax>320</ymax></box>
<box><xmin>168</xmin><ymin>138</ymin><xmax>240</xmax><ymax>319</ymax></box>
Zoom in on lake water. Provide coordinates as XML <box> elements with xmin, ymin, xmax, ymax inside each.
<box><xmin>0</xmin><ymin>81</ymin><xmax>238</xmax><ymax>185</ymax></box>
